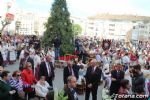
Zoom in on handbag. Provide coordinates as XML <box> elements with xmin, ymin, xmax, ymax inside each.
<box><xmin>18</xmin><ymin>91</ymin><xmax>25</xmax><ymax>99</ymax></box>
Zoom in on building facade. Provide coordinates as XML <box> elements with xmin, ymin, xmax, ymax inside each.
<box><xmin>132</xmin><ymin>22</ymin><xmax>150</xmax><ymax>41</ymax></box>
<box><xmin>15</xmin><ymin>9</ymin><xmax>48</xmax><ymax>35</ymax></box>
<box><xmin>85</xmin><ymin>14</ymin><xmax>150</xmax><ymax>40</ymax></box>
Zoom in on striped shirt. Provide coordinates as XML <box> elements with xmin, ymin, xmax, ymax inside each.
<box><xmin>9</xmin><ymin>76</ymin><xmax>30</xmax><ymax>91</ymax></box>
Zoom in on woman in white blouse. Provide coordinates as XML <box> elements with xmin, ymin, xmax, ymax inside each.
<box><xmin>35</xmin><ymin>76</ymin><xmax>51</xmax><ymax>97</ymax></box>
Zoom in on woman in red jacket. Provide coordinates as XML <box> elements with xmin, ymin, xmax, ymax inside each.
<box><xmin>22</xmin><ymin>62</ymin><xmax>37</xmax><ymax>99</ymax></box>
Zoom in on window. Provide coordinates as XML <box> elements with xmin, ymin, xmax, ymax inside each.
<box><xmin>89</xmin><ymin>27</ymin><xmax>94</xmax><ymax>29</ymax></box>
<box><xmin>140</xmin><ymin>25</ymin><xmax>145</xmax><ymax>28</ymax></box>
<box><xmin>109</xmin><ymin>24</ymin><xmax>115</xmax><ymax>26</ymax></box>
<box><xmin>109</xmin><ymin>29</ymin><xmax>115</xmax><ymax>31</ymax></box>
<box><xmin>109</xmin><ymin>33</ymin><xmax>114</xmax><ymax>35</ymax></box>
<box><xmin>89</xmin><ymin>22</ymin><xmax>94</xmax><ymax>25</ymax></box>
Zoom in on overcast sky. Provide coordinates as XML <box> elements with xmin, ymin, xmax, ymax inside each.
<box><xmin>1</xmin><ymin>0</ymin><xmax>150</xmax><ymax>18</ymax></box>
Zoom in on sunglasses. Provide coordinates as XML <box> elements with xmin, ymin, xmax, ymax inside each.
<box><xmin>17</xmin><ymin>74</ymin><xmax>21</xmax><ymax>77</ymax></box>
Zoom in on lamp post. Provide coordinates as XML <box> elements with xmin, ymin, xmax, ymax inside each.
<box><xmin>7</xmin><ymin>2</ymin><xmax>12</xmax><ymax>12</ymax></box>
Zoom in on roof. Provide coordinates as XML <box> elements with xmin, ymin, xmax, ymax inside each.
<box><xmin>88</xmin><ymin>14</ymin><xmax>150</xmax><ymax>21</ymax></box>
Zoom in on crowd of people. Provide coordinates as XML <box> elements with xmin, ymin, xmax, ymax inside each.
<box><xmin>0</xmin><ymin>34</ymin><xmax>150</xmax><ymax>100</ymax></box>
<box><xmin>75</xmin><ymin>37</ymin><xmax>150</xmax><ymax>99</ymax></box>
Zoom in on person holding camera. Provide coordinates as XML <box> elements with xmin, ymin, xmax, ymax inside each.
<box><xmin>0</xmin><ymin>71</ymin><xmax>16</xmax><ymax>100</ymax></box>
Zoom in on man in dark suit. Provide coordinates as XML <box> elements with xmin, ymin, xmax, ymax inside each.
<box><xmin>0</xmin><ymin>42</ymin><xmax>3</xmax><ymax>66</ymax></box>
<box><xmin>63</xmin><ymin>61</ymin><xmax>79</xmax><ymax>86</ymax></box>
<box><xmin>85</xmin><ymin>59</ymin><xmax>102</xmax><ymax>100</ymax></box>
<box><xmin>19</xmin><ymin>51</ymin><xmax>34</xmax><ymax>71</ymax></box>
<box><xmin>39</xmin><ymin>56</ymin><xmax>55</xmax><ymax>86</ymax></box>
<box><xmin>0</xmin><ymin>52</ymin><xmax>3</xmax><ymax>66</ymax></box>
<box><xmin>110</xmin><ymin>64</ymin><xmax>124</xmax><ymax>96</ymax></box>
<box><xmin>64</xmin><ymin>76</ymin><xmax>78</xmax><ymax>100</ymax></box>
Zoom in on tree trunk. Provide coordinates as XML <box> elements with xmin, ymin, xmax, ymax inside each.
<box><xmin>1</xmin><ymin>24</ymin><xmax>7</xmax><ymax>34</ymax></box>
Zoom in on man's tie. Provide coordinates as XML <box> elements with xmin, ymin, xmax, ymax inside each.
<box><xmin>71</xmin><ymin>89</ymin><xmax>78</xmax><ymax>100</ymax></box>
<box><xmin>48</xmin><ymin>63</ymin><xmax>52</xmax><ymax>77</ymax></box>
<box><xmin>117</xmin><ymin>71</ymin><xmax>120</xmax><ymax>79</ymax></box>
<box><xmin>69</xmin><ymin>67</ymin><xmax>72</xmax><ymax>75</ymax></box>
<box><xmin>91</xmin><ymin>67</ymin><xmax>94</xmax><ymax>75</ymax></box>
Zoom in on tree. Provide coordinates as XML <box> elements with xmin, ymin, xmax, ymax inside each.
<box><xmin>1</xmin><ymin>20</ymin><xmax>11</xmax><ymax>33</ymax></box>
<box><xmin>72</xmin><ymin>24</ymin><xmax>82</xmax><ymax>36</ymax></box>
<box><xmin>42</xmin><ymin>0</ymin><xmax>74</xmax><ymax>55</ymax></box>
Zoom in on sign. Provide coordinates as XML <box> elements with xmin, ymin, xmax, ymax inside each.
<box><xmin>5</xmin><ymin>13</ymin><xmax>14</xmax><ymax>21</ymax></box>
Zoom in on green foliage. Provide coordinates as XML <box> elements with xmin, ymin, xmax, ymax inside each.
<box><xmin>42</xmin><ymin>0</ymin><xmax>74</xmax><ymax>55</ymax></box>
<box><xmin>72</xmin><ymin>24</ymin><xmax>82</xmax><ymax>36</ymax></box>
<box><xmin>58</xmin><ymin>90</ymin><xmax>68</xmax><ymax>100</ymax></box>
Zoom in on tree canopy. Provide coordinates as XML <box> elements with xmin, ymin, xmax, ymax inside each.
<box><xmin>42</xmin><ymin>0</ymin><xmax>74</xmax><ymax>55</ymax></box>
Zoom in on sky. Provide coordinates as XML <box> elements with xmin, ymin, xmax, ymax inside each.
<box><xmin>1</xmin><ymin>0</ymin><xmax>150</xmax><ymax>18</ymax></box>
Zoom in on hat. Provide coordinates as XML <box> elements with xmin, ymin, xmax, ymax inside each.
<box><xmin>114</xmin><ymin>60</ymin><xmax>121</xmax><ymax>65</ymax></box>
<box><xmin>116</xmin><ymin>48</ymin><xmax>120</xmax><ymax>51</ymax></box>
<box><xmin>102</xmin><ymin>52</ymin><xmax>105</xmax><ymax>55</ymax></box>
<box><xmin>21</xmin><ymin>43</ymin><xmax>25</xmax><ymax>47</ymax></box>
<box><xmin>138</xmin><ymin>52</ymin><xmax>142</xmax><ymax>55</ymax></box>
<box><xmin>24</xmin><ymin>50</ymin><xmax>30</xmax><ymax>55</ymax></box>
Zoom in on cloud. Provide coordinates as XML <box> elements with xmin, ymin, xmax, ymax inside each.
<box><xmin>10</xmin><ymin>0</ymin><xmax>150</xmax><ymax>18</ymax></box>
<box><xmin>26</xmin><ymin>0</ymin><xmax>53</xmax><ymax>6</ymax></box>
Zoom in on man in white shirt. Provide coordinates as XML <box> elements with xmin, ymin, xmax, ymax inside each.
<box><xmin>29</xmin><ymin>45</ymin><xmax>35</xmax><ymax>59</ymax></box>
<box><xmin>122</xmin><ymin>53</ymin><xmax>130</xmax><ymax>64</ymax></box>
<box><xmin>47</xmin><ymin>48</ymin><xmax>55</xmax><ymax>67</ymax></box>
<box><xmin>96</xmin><ymin>52</ymin><xmax>102</xmax><ymax>62</ymax></box>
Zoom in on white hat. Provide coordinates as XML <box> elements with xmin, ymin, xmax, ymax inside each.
<box><xmin>116</xmin><ymin>48</ymin><xmax>120</xmax><ymax>51</ymax></box>
<box><xmin>102</xmin><ymin>52</ymin><xmax>105</xmax><ymax>55</ymax></box>
<box><xmin>114</xmin><ymin>60</ymin><xmax>121</xmax><ymax>65</ymax></box>
<box><xmin>138</xmin><ymin>52</ymin><xmax>142</xmax><ymax>55</ymax></box>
